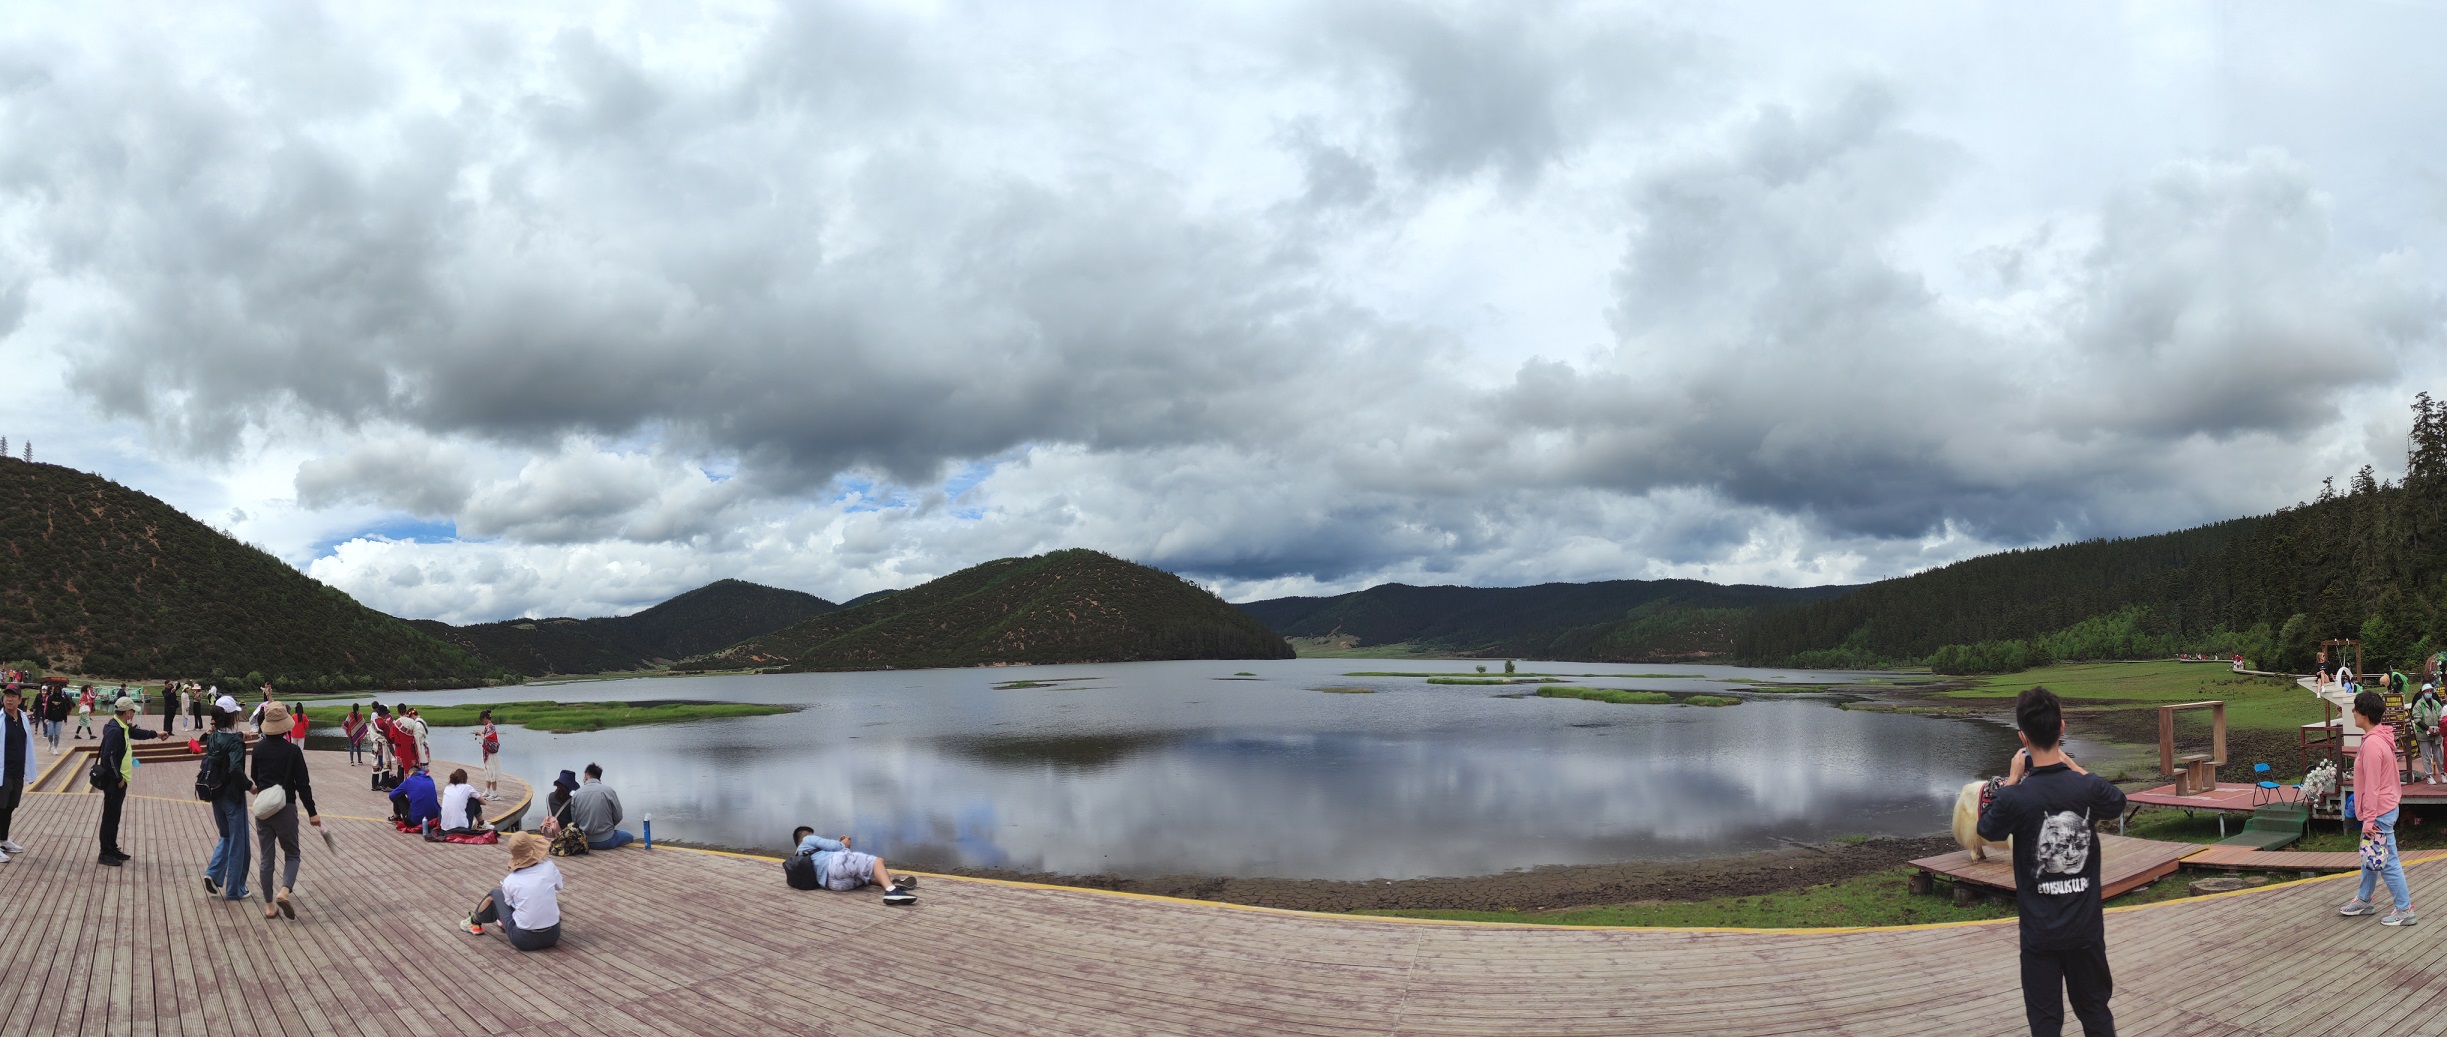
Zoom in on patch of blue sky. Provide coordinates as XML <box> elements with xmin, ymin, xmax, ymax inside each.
<box><xmin>315</xmin><ymin>516</ymin><xmax>461</xmax><ymax>554</ymax></box>
<box><xmin>831</xmin><ymin>476</ymin><xmax>917</xmax><ymax>513</ymax></box>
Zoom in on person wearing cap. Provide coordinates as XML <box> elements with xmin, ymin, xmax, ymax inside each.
<box><xmin>94</xmin><ymin>695</ymin><xmax>171</xmax><ymax>866</ymax></box>
<box><xmin>464</xmin><ymin>832</ymin><xmax>565</xmax><ymax>950</ymax></box>
<box><xmin>202</xmin><ymin>696</ymin><xmax>252</xmax><ymax>902</ymax></box>
<box><xmin>249</xmin><ymin>702</ymin><xmax>322</xmax><ymax>920</ymax></box>
<box><xmin>0</xmin><ymin>685</ymin><xmax>38</xmax><ymax>863</ymax></box>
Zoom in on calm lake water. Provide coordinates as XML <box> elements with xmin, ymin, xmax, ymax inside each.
<box><xmin>354</xmin><ymin>659</ymin><xmax>2020</xmax><ymax>880</ymax></box>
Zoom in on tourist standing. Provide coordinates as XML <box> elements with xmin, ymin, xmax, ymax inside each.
<box><xmin>405</xmin><ymin>706</ymin><xmax>430</xmax><ymax>768</ymax></box>
<box><xmin>40</xmin><ymin>683</ymin><xmax>68</xmax><ymax>749</ymax></box>
<box><xmin>95</xmin><ymin>696</ymin><xmax>170</xmax><ymax>866</ymax></box>
<box><xmin>202</xmin><ymin>699</ymin><xmax>250</xmax><ymax>902</ymax></box>
<box><xmin>178</xmin><ymin>685</ymin><xmax>192</xmax><ymax>731</ymax></box>
<box><xmin>370</xmin><ymin>703</ymin><xmax>396</xmax><ymax>781</ymax></box>
<box><xmin>249</xmin><ymin>703</ymin><xmax>321</xmax><ymax>920</ymax></box>
<box><xmin>463</xmin><ymin>833</ymin><xmax>565</xmax><ymax>950</ymax></box>
<box><xmin>0</xmin><ymin>686</ymin><xmax>36</xmax><ymax>863</ymax></box>
<box><xmin>390</xmin><ymin>707</ymin><xmax>423</xmax><ymax>776</ymax></box>
<box><xmin>476</xmin><ymin>710</ymin><xmax>501</xmax><ymax>794</ymax></box>
<box><xmin>569</xmin><ymin>763</ymin><xmax>633</xmax><ymax>849</ymax></box>
<box><xmin>289</xmin><ymin>705</ymin><xmax>308</xmax><ymax>745</ymax></box>
<box><xmin>2340</xmin><ymin>689</ymin><xmax>2416</xmax><ymax>926</ymax></box>
<box><xmin>2414</xmin><ymin>684</ymin><xmax>2444</xmax><ymax>784</ymax></box>
<box><xmin>159</xmin><ymin>684</ymin><xmax>178</xmax><ymax>736</ymax></box>
<box><xmin>1976</xmin><ymin>686</ymin><xmax>2127</xmax><ymax>1037</ymax></box>
<box><xmin>342</xmin><ymin>705</ymin><xmax>367</xmax><ymax>767</ymax></box>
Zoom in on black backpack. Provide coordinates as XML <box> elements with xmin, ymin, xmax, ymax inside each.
<box><xmin>783</xmin><ymin>852</ymin><xmax>821</xmax><ymax>890</ymax></box>
<box><xmin>193</xmin><ymin>747</ymin><xmax>223</xmax><ymax>801</ymax></box>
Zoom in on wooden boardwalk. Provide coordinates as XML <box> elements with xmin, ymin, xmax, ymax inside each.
<box><xmin>0</xmin><ymin>750</ymin><xmax>2440</xmax><ymax>1035</ymax></box>
<box><xmin>1908</xmin><ymin>835</ymin><xmax>2199</xmax><ymax>899</ymax></box>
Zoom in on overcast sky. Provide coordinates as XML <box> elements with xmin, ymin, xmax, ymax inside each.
<box><xmin>3</xmin><ymin>0</ymin><xmax>2444</xmax><ymax>623</ymax></box>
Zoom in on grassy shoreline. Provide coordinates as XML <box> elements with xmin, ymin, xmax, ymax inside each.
<box><xmin>285</xmin><ymin>699</ymin><xmax>794</xmax><ymax>733</ymax></box>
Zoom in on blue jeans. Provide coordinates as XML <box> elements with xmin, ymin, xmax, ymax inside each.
<box><xmin>586</xmin><ymin>829</ymin><xmax>634</xmax><ymax>850</ymax></box>
<box><xmin>41</xmin><ymin>720</ymin><xmax>59</xmax><ymax>747</ymax></box>
<box><xmin>2359</xmin><ymin>807</ymin><xmax>2412</xmax><ymax>912</ymax></box>
<box><xmin>208</xmin><ymin>794</ymin><xmax>252</xmax><ymax>900</ymax></box>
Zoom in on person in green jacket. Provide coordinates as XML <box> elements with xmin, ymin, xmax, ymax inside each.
<box><xmin>2413</xmin><ymin>683</ymin><xmax>2444</xmax><ymax>785</ymax></box>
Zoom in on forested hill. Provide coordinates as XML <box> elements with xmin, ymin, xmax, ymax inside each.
<box><xmin>0</xmin><ymin>460</ymin><xmax>497</xmax><ymax>688</ymax></box>
<box><xmin>1239</xmin><ymin>579</ymin><xmax>1854</xmax><ymax>661</ymax></box>
<box><xmin>411</xmin><ymin>579</ymin><xmax>837</xmax><ymax>676</ymax></box>
<box><xmin>1736</xmin><ymin>392</ymin><xmax>2447</xmax><ymax>673</ymax></box>
<box><xmin>691</xmin><ymin>549</ymin><xmax>1294</xmax><ymax>671</ymax></box>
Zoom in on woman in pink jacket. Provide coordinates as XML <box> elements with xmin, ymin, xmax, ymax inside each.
<box><xmin>2340</xmin><ymin>690</ymin><xmax>2416</xmax><ymax>925</ymax></box>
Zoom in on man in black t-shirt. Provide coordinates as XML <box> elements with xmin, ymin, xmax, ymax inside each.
<box><xmin>1978</xmin><ymin>686</ymin><xmax>2127</xmax><ymax>1037</ymax></box>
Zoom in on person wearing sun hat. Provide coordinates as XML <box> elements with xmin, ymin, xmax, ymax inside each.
<box><xmin>464</xmin><ymin>832</ymin><xmax>565</xmax><ymax>950</ymax></box>
<box><xmin>94</xmin><ymin>695</ymin><xmax>172</xmax><ymax>866</ymax></box>
<box><xmin>248</xmin><ymin>702</ymin><xmax>323</xmax><ymax>920</ymax></box>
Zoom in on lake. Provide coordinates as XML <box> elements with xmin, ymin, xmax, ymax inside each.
<box><xmin>351</xmin><ymin>659</ymin><xmax>2020</xmax><ymax>880</ymax></box>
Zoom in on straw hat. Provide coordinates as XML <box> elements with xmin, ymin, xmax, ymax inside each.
<box><xmin>507</xmin><ymin>832</ymin><xmax>549</xmax><ymax>871</ymax></box>
<box><xmin>259</xmin><ymin>701</ymin><xmax>294</xmax><ymax>736</ymax></box>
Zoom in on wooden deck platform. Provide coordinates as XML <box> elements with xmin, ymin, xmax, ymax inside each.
<box><xmin>1907</xmin><ymin>834</ymin><xmax>2200</xmax><ymax>899</ymax></box>
<box><xmin>4</xmin><ymin>749</ymin><xmax>2447</xmax><ymax>1034</ymax></box>
<box><xmin>2182</xmin><ymin>845</ymin><xmax>2447</xmax><ymax>872</ymax></box>
<box><xmin>2125</xmin><ymin>781</ymin><xmax>2269</xmax><ymax>814</ymax></box>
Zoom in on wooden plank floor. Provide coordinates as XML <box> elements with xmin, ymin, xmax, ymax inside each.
<box><xmin>2183</xmin><ymin>845</ymin><xmax>2447</xmax><ymax>872</ymax></box>
<box><xmin>0</xmin><ymin>750</ymin><xmax>2438</xmax><ymax>1034</ymax></box>
<box><xmin>1909</xmin><ymin>834</ymin><xmax>2200</xmax><ymax>898</ymax></box>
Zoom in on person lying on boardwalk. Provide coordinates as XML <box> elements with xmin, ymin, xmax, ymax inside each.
<box><xmin>464</xmin><ymin>832</ymin><xmax>564</xmax><ymax>951</ymax></box>
<box><xmin>440</xmin><ymin>768</ymin><xmax>493</xmax><ymax>835</ymax></box>
<box><xmin>568</xmin><ymin>763</ymin><xmax>633</xmax><ymax>850</ymax></box>
<box><xmin>249</xmin><ymin>703</ymin><xmax>323</xmax><ymax>921</ymax></box>
<box><xmin>1976</xmin><ymin>686</ymin><xmax>2126</xmax><ymax>1037</ymax></box>
<box><xmin>785</xmin><ymin>826</ymin><xmax>916</xmax><ymax>905</ymax></box>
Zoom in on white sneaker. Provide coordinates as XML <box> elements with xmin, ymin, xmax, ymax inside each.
<box><xmin>0</xmin><ymin>839</ymin><xmax>23</xmax><ymax>854</ymax></box>
<box><xmin>0</xmin><ymin>849</ymin><xmax>13</xmax><ymax>864</ymax></box>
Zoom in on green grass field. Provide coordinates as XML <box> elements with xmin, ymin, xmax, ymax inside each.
<box><xmin>292</xmin><ymin>700</ymin><xmax>793</xmax><ymax>733</ymax></box>
<box><xmin>1945</xmin><ymin>661</ymin><xmax>2316</xmax><ymax>734</ymax></box>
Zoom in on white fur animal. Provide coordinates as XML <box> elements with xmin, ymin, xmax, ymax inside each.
<box><xmin>1953</xmin><ymin>781</ymin><xmax>2012</xmax><ymax>861</ymax></box>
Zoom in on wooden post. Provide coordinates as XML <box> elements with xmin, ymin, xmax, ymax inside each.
<box><xmin>1952</xmin><ymin>883</ymin><xmax>1979</xmax><ymax>907</ymax></box>
<box><xmin>1908</xmin><ymin>871</ymin><xmax>1931</xmax><ymax>896</ymax></box>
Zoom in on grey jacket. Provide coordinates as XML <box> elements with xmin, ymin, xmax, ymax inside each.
<box><xmin>568</xmin><ymin>780</ymin><xmax>624</xmax><ymax>838</ymax></box>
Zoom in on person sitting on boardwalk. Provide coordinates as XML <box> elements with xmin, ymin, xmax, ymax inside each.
<box><xmin>1976</xmin><ymin>686</ymin><xmax>2126</xmax><ymax>1037</ymax></box>
<box><xmin>391</xmin><ymin>766</ymin><xmax>441</xmax><ymax>833</ymax></box>
<box><xmin>785</xmin><ymin>826</ymin><xmax>916</xmax><ymax>904</ymax></box>
<box><xmin>249</xmin><ymin>703</ymin><xmax>323</xmax><ymax>921</ymax></box>
<box><xmin>464</xmin><ymin>832</ymin><xmax>564</xmax><ymax>950</ymax></box>
<box><xmin>440</xmin><ymin>769</ymin><xmax>493</xmax><ymax>835</ymax></box>
<box><xmin>568</xmin><ymin>763</ymin><xmax>633</xmax><ymax>850</ymax></box>
<box><xmin>2341</xmin><ymin>689</ymin><xmax>2416</xmax><ymax>926</ymax></box>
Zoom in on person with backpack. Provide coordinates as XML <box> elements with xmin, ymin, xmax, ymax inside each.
<box><xmin>200</xmin><ymin>700</ymin><xmax>251</xmax><ymax>902</ymax></box>
<box><xmin>94</xmin><ymin>696</ymin><xmax>171</xmax><ymax>866</ymax></box>
<box><xmin>1976</xmin><ymin>686</ymin><xmax>2127</xmax><ymax>1037</ymax></box>
<box><xmin>783</xmin><ymin>826</ymin><xmax>916</xmax><ymax>905</ymax></box>
<box><xmin>0</xmin><ymin>686</ymin><xmax>38</xmax><ymax>864</ymax></box>
<box><xmin>475</xmin><ymin>710</ymin><xmax>501</xmax><ymax>794</ymax></box>
<box><xmin>249</xmin><ymin>703</ymin><xmax>322</xmax><ymax>920</ymax></box>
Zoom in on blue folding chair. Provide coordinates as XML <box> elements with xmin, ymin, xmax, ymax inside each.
<box><xmin>2252</xmin><ymin>762</ymin><xmax>2289</xmax><ymax>806</ymax></box>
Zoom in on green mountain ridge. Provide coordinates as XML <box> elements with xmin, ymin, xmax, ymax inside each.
<box><xmin>411</xmin><ymin>579</ymin><xmax>837</xmax><ymax>676</ymax></box>
<box><xmin>0</xmin><ymin>460</ymin><xmax>496</xmax><ymax>689</ymax></box>
<box><xmin>1237</xmin><ymin>579</ymin><xmax>1854</xmax><ymax>661</ymax></box>
<box><xmin>693</xmin><ymin>549</ymin><xmax>1295</xmax><ymax>671</ymax></box>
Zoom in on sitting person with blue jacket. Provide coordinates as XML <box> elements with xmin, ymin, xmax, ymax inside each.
<box><xmin>389</xmin><ymin>767</ymin><xmax>440</xmax><ymax>833</ymax></box>
<box><xmin>785</xmin><ymin>826</ymin><xmax>915</xmax><ymax>904</ymax></box>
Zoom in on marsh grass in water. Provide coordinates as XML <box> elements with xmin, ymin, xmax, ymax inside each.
<box><xmin>1537</xmin><ymin>687</ymin><xmax>1670</xmax><ymax>704</ymax></box>
<box><xmin>1356</xmin><ymin>865</ymin><xmax>2209</xmax><ymax>929</ymax></box>
<box><xmin>1316</xmin><ymin>686</ymin><xmax>1377</xmax><ymax>694</ymax></box>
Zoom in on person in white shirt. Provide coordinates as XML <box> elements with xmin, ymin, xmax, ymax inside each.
<box><xmin>439</xmin><ymin>769</ymin><xmax>492</xmax><ymax>834</ymax></box>
<box><xmin>465</xmin><ymin>832</ymin><xmax>562</xmax><ymax>950</ymax></box>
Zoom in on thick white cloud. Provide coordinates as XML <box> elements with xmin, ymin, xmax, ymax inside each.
<box><xmin>3</xmin><ymin>1</ymin><xmax>2444</xmax><ymax>621</ymax></box>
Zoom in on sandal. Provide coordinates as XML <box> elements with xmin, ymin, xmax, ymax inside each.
<box><xmin>276</xmin><ymin>888</ymin><xmax>295</xmax><ymax>919</ymax></box>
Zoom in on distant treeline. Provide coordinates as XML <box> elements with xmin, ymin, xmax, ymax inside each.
<box><xmin>1737</xmin><ymin>392</ymin><xmax>2447</xmax><ymax>675</ymax></box>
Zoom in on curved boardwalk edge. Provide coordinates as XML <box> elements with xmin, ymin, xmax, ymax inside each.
<box><xmin>0</xmin><ymin>749</ymin><xmax>2429</xmax><ymax>1035</ymax></box>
